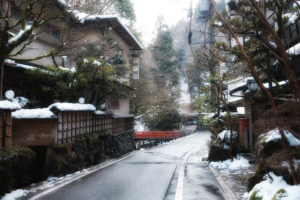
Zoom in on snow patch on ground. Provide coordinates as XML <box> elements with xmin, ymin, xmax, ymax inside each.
<box><xmin>1</xmin><ymin>189</ymin><xmax>28</xmax><ymax>200</ymax></box>
<box><xmin>12</xmin><ymin>108</ymin><xmax>55</xmax><ymax>119</ymax></box>
<box><xmin>258</xmin><ymin>128</ymin><xmax>300</xmax><ymax>146</ymax></box>
<box><xmin>243</xmin><ymin>172</ymin><xmax>300</xmax><ymax>200</ymax></box>
<box><xmin>209</xmin><ymin>157</ymin><xmax>250</xmax><ymax>170</ymax></box>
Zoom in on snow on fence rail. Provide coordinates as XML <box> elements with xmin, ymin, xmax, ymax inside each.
<box><xmin>54</xmin><ymin>111</ymin><xmax>134</xmax><ymax>145</ymax></box>
<box><xmin>1</xmin><ymin>103</ymin><xmax>135</xmax><ymax>147</ymax></box>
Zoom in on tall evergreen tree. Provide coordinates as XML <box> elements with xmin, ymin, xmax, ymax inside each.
<box><xmin>151</xmin><ymin>16</ymin><xmax>181</xmax><ymax>86</ymax></box>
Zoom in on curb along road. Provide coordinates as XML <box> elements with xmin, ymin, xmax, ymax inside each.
<box><xmin>209</xmin><ymin>166</ymin><xmax>238</xmax><ymax>200</ymax></box>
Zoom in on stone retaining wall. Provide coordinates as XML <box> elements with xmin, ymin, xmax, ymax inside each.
<box><xmin>44</xmin><ymin>130</ymin><xmax>135</xmax><ymax>177</ymax></box>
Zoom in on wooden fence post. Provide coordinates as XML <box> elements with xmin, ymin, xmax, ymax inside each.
<box><xmin>89</xmin><ymin>112</ymin><xmax>93</xmax><ymax>134</ymax></box>
<box><xmin>4</xmin><ymin>111</ymin><xmax>12</xmax><ymax>146</ymax></box>
<box><xmin>68</xmin><ymin>112</ymin><xmax>72</xmax><ymax>142</ymax></box>
<box><xmin>57</xmin><ymin>112</ymin><xmax>62</xmax><ymax>145</ymax></box>
<box><xmin>72</xmin><ymin>112</ymin><xmax>76</xmax><ymax>141</ymax></box>
<box><xmin>76</xmin><ymin>112</ymin><xmax>80</xmax><ymax>139</ymax></box>
<box><xmin>0</xmin><ymin>112</ymin><xmax>3</xmax><ymax>147</ymax></box>
<box><xmin>80</xmin><ymin>112</ymin><xmax>84</xmax><ymax>136</ymax></box>
<box><xmin>63</xmin><ymin>112</ymin><xmax>67</xmax><ymax>144</ymax></box>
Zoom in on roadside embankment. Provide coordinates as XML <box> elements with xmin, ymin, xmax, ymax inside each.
<box><xmin>44</xmin><ymin>130</ymin><xmax>136</xmax><ymax>177</ymax></box>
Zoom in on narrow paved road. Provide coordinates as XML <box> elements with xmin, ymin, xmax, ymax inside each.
<box><xmin>24</xmin><ymin>131</ymin><xmax>228</xmax><ymax>200</ymax></box>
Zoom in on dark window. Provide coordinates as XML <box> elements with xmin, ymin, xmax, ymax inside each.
<box><xmin>42</xmin><ymin>26</ymin><xmax>50</xmax><ymax>35</ymax></box>
<box><xmin>108</xmin><ymin>97</ymin><xmax>119</xmax><ymax>109</ymax></box>
<box><xmin>51</xmin><ymin>29</ymin><xmax>61</xmax><ymax>39</ymax></box>
<box><xmin>284</xmin><ymin>0</ymin><xmax>293</xmax><ymax>14</ymax></box>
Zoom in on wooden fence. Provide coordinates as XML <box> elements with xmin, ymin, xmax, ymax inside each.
<box><xmin>56</xmin><ymin>112</ymin><xmax>134</xmax><ymax>145</ymax></box>
<box><xmin>2</xmin><ymin>111</ymin><xmax>134</xmax><ymax>147</ymax></box>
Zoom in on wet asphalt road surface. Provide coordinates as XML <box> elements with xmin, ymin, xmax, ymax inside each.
<box><xmin>24</xmin><ymin>131</ymin><xmax>228</xmax><ymax>200</ymax></box>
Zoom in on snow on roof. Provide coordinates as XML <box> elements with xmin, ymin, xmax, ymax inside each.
<box><xmin>4</xmin><ymin>59</ymin><xmax>36</xmax><ymax>70</ymax></box>
<box><xmin>0</xmin><ymin>100</ymin><xmax>21</xmax><ymax>110</ymax></box>
<box><xmin>48</xmin><ymin>103</ymin><xmax>96</xmax><ymax>112</ymax></box>
<box><xmin>226</xmin><ymin>77</ymin><xmax>243</xmax><ymax>84</ymax></box>
<box><xmin>258</xmin><ymin>128</ymin><xmax>300</xmax><ymax>146</ymax></box>
<box><xmin>263</xmin><ymin>82</ymin><xmax>276</xmax><ymax>88</ymax></box>
<box><xmin>287</xmin><ymin>43</ymin><xmax>300</xmax><ymax>56</ymax></box>
<box><xmin>5</xmin><ymin>59</ymin><xmax>77</xmax><ymax>73</ymax></box>
<box><xmin>219</xmin><ymin>112</ymin><xmax>239</xmax><ymax>117</ymax></box>
<box><xmin>4</xmin><ymin>59</ymin><xmax>15</xmax><ymax>64</ymax></box>
<box><xmin>228</xmin><ymin>81</ymin><xmax>247</xmax><ymax>93</ymax></box>
<box><xmin>204</xmin><ymin>113</ymin><xmax>217</xmax><ymax>119</ymax></box>
<box><xmin>15</xmin><ymin>63</ymin><xmax>36</xmax><ymax>70</ymax></box>
<box><xmin>94</xmin><ymin>110</ymin><xmax>106</xmax><ymax>115</ymax></box>
<box><xmin>65</xmin><ymin>8</ymin><xmax>142</xmax><ymax>50</ymax></box>
<box><xmin>228</xmin><ymin>76</ymin><xmax>287</xmax><ymax>94</ymax></box>
<box><xmin>7</xmin><ymin>25</ymin><xmax>31</xmax><ymax>44</ymax></box>
<box><xmin>227</xmin><ymin>97</ymin><xmax>243</xmax><ymax>103</ymax></box>
<box><xmin>244</xmin><ymin>81</ymin><xmax>288</xmax><ymax>93</ymax></box>
<box><xmin>12</xmin><ymin>108</ymin><xmax>56</xmax><ymax>119</ymax></box>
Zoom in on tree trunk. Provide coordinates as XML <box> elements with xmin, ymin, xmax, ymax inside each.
<box><xmin>247</xmin><ymin>0</ymin><xmax>300</xmax><ymax>101</ymax></box>
<box><xmin>209</xmin><ymin>0</ymin><xmax>299</xmax><ymax>185</ymax></box>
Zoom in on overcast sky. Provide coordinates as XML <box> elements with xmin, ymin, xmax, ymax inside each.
<box><xmin>132</xmin><ymin>0</ymin><xmax>195</xmax><ymax>46</ymax></box>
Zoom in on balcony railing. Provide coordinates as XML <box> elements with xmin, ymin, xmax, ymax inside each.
<box><xmin>283</xmin><ymin>20</ymin><xmax>300</xmax><ymax>48</ymax></box>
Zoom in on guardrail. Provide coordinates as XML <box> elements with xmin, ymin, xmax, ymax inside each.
<box><xmin>134</xmin><ymin>131</ymin><xmax>180</xmax><ymax>140</ymax></box>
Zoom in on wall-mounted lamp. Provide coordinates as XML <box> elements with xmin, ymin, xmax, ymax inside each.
<box><xmin>5</xmin><ymin>90</ymin><xmax>14</xmax><ymax>99</ymax></box>
<box><xmin>246</xmin><ymin>79</ymin><xmax>258</xmax><ymax>92</ymax></box>
<box><xmin>79</xmin><ymin>97</ymin><xmax>85</xmax><ymax>104</ymax></box>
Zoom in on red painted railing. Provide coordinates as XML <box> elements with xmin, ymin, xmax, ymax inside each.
<box><xmin>134</xmin><ymin>131</ymin><xmax>180</xmax><ymax>139</ymax></box>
